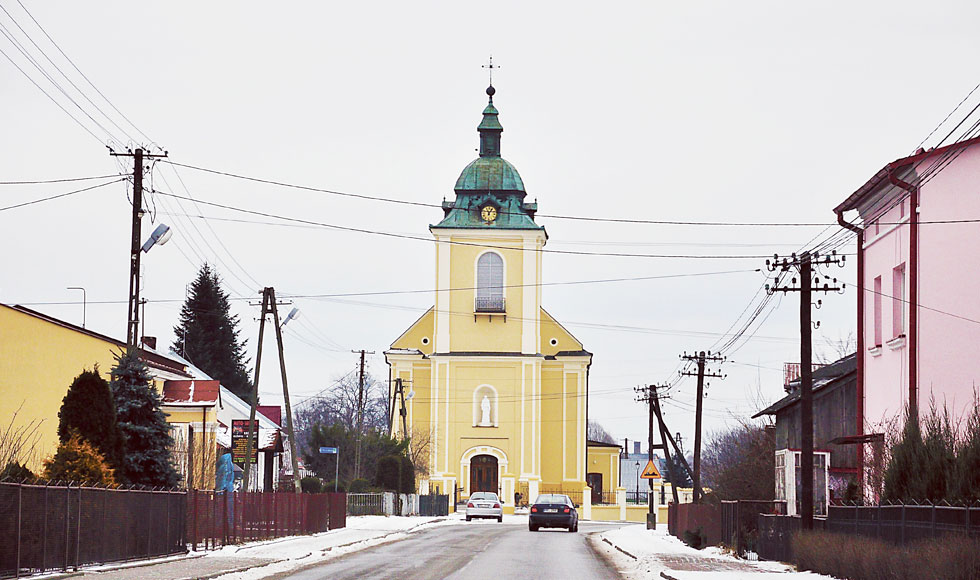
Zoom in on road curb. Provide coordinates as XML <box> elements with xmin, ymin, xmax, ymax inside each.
<box><xmin>601</xmin><ymin>536</ymin><xmax>638</xmax><ymax>560</ymax></box>
<box><xmin>659</xmin><ymin>572</ymin><xmax>681</xmax><ymax>580</ymax></box>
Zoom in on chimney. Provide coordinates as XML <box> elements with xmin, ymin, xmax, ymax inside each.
<box><xmin>634</xmin><ymin>441</ymin><xmax>641</xmax><ymax>455</ymax></box>
<box><xmin>141</xmin><ymin>336</ymin><xmax>157</xmax><ymax>350</ymax></box>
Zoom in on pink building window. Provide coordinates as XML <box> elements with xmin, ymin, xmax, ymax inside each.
<box><xmin>873</xmin><ymin>276</ymin><xmax>883</xmax><ymax>347</ymax></box>
<box><xmin>893</xmin><ymin>264</ymin><xmax>906</xmax><ymax>338</ymax></box>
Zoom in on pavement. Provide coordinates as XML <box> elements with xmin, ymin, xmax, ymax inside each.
<box><xmin>32</xmin><ymin>515</ymin><xmax>831</xmax><ymax>580</ymax></box>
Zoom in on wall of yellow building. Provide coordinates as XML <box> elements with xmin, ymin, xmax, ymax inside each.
<box><xmin>1</xmin><ymin>306</ymin><xmax>133</xmax><ymax>472</ymax></box>
<box><xmin>444</xmin><ymin>235</ymin><xmax>527</xmax><ymax>353</ymax></box>
<box><xmin>586</xmin><ymin>445</ymin><xmax>621</xmax><ymax>494</ymax></box>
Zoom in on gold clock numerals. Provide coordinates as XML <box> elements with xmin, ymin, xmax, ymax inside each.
<box><xmin>481</xmin><ymin>205</ymin><xmax>497</xmax><ymax>223</ymax></box>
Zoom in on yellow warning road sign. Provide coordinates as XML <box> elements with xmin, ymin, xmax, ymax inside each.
<box><xmin>639</xmin><ymin>459</ymin><xmax>661</xmax><ymax>479</ymax></box>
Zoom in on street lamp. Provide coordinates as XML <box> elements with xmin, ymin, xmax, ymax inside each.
<box><xmin>127</xmin><ymin>222</ymin><xmax>172</xmax><ymax>347</ymax></box>
<box><xmin>280</xmin><ymin>307</ymin><xmax>300</xmax><ymax>328</ymax></box>
<box><xmin>66</xmin><ymin>286</ymin><xmax>86</xmax><ymax>328</ymax></box>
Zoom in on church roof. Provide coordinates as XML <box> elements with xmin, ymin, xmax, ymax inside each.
<box><xmin>433</xmin><ymin>85</ymin><xmax>543</xmax><ymax>231</ymax></box>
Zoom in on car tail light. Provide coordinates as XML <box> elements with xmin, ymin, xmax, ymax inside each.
<box><xmin>530</xmin><ymin>506</ymin><xmax>538</xmax><ymax>513</ymax></box>
<box><xmin>563</xmin><ymin>508</ymin><xmax>570</xmax><ymax>513</ymax></box>
<box><xmin>467</xmin><ymin>502</ymin><xmax>474</xmax><ymax>508</ymax></box>
<box><xmin>493</xmin><ymin>503</ymin><xmax>500</xmax><ymax>508</ymax></box>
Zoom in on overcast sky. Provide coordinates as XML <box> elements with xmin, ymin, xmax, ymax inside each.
<box><xmin>3</xmin><ymin>1</ymin><xmax>980</xmax><ymax>454</ymax></box>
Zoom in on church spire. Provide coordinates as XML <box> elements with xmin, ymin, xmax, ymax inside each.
<box><xmin>478</xmin><ymin>85</ymin><xmax>503</xmax><ymax>157</ymax></box>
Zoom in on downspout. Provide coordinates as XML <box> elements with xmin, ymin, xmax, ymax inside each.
<box><xmin>887</xmin><ymin>165</ymin><xmax>918</xmax><ymax>419</ymax></box>
<box><xmin>836</xmin><ymin>209</ymin><xmax>864</xmax><ymax>490</ymax></box>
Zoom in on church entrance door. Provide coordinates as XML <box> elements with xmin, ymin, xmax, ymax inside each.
<box><xmin>470</xmin><ymin>454</ymin><xmax>498</xmax><ymax>494</ymax></box>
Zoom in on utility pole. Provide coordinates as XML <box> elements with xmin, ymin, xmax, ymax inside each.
<box><xmin>650</xmin><ymin>392</ymin><xmax>699</xmax><ymax>499</ymax></box>
<box><xmin>243</xmin><ymin>287</ymin><xmax>301</xmax><ymax>493</ymax></box>
<box><xmin>680</xmin><ymin>351</ymin><xmax>724</xmax><ymax>504</ymax></box>
<box><xmin>636</xmin><ymin>384</ymin><xmax>699</xmax><ymax>522</ymax></box>
<box><xmin>352</xmin><ymin>349</ymin><xmax>375</xmax><ymax>480</ymax></box>
<box><xmin>389</xmin><ymin>378</ymin><xmax>410</xmax><ymax>440</ymax></box>
<box><xmin>110</xmin><ymin>147</ymin><xmax>167</xmax><ymax>347</ymax></box>
<box><xmin>766</xmin><ymin>251</ymin><xmax>845</xmax><ymax>530</ymax></box>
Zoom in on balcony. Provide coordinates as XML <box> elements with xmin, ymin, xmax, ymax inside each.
<box><xmin>475</xmin><ymin>296</ymin><xmax>505</xmax><ymax>312</ymax></box>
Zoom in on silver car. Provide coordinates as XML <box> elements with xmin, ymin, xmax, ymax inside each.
<box><xmin>465</xmin><ymin>492</ymin><xmax>503</xmax><ymax>522</ymax></box>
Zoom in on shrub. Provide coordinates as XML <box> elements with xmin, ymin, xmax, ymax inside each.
<box><xmin>42</xmin><ymin>432</ymin><xmax>116</xmax><ymax>485</ymax></box>
<box><xmin>323</xmin><ymin>480</ymin><xmax>346</xmax><ymax>493</ymax></box>
<box><xmin>793</xmin><ymin>530</ymin><xmax>980</xmax><ymax>580</ymax></box>
<box><xmin>349</xmin><ymin>478</ymin><xmax>370</xmax><ymax>493</ymax></box>
<box><xmin>300</xmin><ymin>476</ymin><xmax>323</xmax><ymax>494</ymax></box>
<box><xmin>0</xmin><ymin>460</ymin><xmax>35</xmax><ymax>481</ymax></box>
<box><xmin>952</xmin><ymin>396</ymin><xmax>980</xmax><ymax>501</ymax></box>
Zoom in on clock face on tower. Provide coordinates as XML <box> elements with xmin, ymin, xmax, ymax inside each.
<box><xmin>481</xmin><ymin>205</ymin><xmax>497</xmax><ymax>223</ymax></box>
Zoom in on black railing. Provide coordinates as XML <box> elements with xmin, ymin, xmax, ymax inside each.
<box><xmin>626</xmin><ymin>491</ymin><xmax>649</xmax><ymax>505</ymax></box>
<box><xmin>474</xmin><ymin>296</ymin><xmax>505</xmax><ymax>312</ymax></box>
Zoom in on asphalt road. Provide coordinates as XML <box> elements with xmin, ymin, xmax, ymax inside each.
<box><xmin>279</xmin><ymin>519</ymin><xmax>625</xmax><ymax>580</ymax></box>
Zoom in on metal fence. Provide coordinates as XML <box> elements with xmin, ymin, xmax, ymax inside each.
<box><xmin>826</xmin><ymin>503</ymin><xmax>979</xmax><ymax>544</ymax></box>
<box><xmin>626</xmin><ymin>491</ymin><xmax>649</xmax><ymax>505</ymax></box>
<box><xmin>187</xmin><ymin>490</ymin><xmax>346</xmax><ymax>550</ymax></box>
<box><xmin>418</xmin><ymin>494</ymin><xmax>449</xmax><ymax>516</ymax></box>
<box><xmin>756</xmin><ymin>503</ymin><xmax>978</xmax><ymax>563</ymax></box>
<box><xmin>594</xmin><ymin>491</ymin><xmax>618</xmax><ymax>505</ymax></box>
<box><xmin>0</xmin><ymin>482</ymin><xmax>186</xmax><ymax>578</ymax></box>
<box><xmin>347</xmin><ymin>493</ymin><xmax>385</xmax><ymax>516</ymax></box>
<box><xmin>720</xmin><ymin>500</ymin><xmax>787</xmax><ymax>555</ymax></box>
<box><xmin>539</xmin><ymin>487</ymin><xmax>583</xmax><ymax>507</ymax></box>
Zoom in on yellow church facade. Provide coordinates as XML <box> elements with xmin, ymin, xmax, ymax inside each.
<box><xmin>386</xmin><ymin>85</ymin><xmax>592</xmax><ymax>509</ymax></box>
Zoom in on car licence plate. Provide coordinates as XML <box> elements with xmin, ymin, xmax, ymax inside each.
<box><xmin>544</xmin><ymin>508</ymin><xmax>558</xmax><ymax>513</ymax></box>
<box><xmin>479</xmin><ymin>503</ymin><xmax>491</xmax><ymax>507</ymax></box>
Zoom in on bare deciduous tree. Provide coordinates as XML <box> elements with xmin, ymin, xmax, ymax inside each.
<box><xmin>701</xmin><ymin>417</ymin><xmax>776</xmax><ymax>500</ymax></box>
<box><xmin>408</xmin><ymin>425</ymin><xmax>434</xmax><ymax>479</ymax></box>
<box><xmin>294</xmin><ymin>371</ymin><xmax>388</xmax><ymax>456</ymax></box>
<box><xmin>816</xmin><ymin>331</ymin><xmax>857</xmax><ymax>364</ymax></box>
<box><xmin>588</xmin><ymin>420</ymin><xmax>616</xmax><ymax>444</ymax></box>
<box><xmin>1</xmin><ymin>402</ymin><xmax>43</xmax><ymax>472</ymax></box>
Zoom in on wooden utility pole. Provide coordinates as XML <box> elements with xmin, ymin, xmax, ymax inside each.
<box><xmin>352</xmin><ymin>349</ymin><xmax>374</xmax><ymax>480</ymax></box>
<box><xmin>244</xmin><ymin>287</ymin><xmax>301</xmax><ymax>493</ymax></box>
<box><xmin>766</xmin><ymin>251</ymin><xmax>845</xmax><ymax>530</ymax></box>
<box><xmin>680</xmin><ymin>351</ymin><xmax>724</xmax><ymax>504</ymax></box>
<box><xmin>110</xmin><ymin>147</ymin><xmax>167</xmax><ymax>347</ymax></box>
<box><xmin>390</xmin><ymin>378</ymin><xmax>410</xmax><ymax>440</ymax></box>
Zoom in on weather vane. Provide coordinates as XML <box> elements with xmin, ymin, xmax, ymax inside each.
<box><xmin>482</xmin><ymin>55</ymin><xmax>499</xmax><ymax>86</ymax></box>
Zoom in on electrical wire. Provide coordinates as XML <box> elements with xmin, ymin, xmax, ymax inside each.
<box><xmin>0</xmin><ymin>178</ymin><xmax>124</xmax><ymax>212</ymax></box>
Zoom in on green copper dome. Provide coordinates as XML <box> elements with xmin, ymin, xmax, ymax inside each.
<box><xmin>433</xmin><ymin>85</ymin><xmax>542</xmax><ymax>231</ymax></box>
<box><xmin>454</xmin><ymin>157</ymin><xmax>525</xmax><ymax>192</ymax></box>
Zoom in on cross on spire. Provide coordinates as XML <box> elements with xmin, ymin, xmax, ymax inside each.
<box><xmin>482</xmin><ymin>55</ymin><xmax>499</xmax><ymax>86</ymax></box>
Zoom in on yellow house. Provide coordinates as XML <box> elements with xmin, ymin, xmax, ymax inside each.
<box><xmin>386</xmin><ymin>85</ymin><xmax>594</xmax><ymax>510</ymax></box>
<box><xmin>0</xmin><ymin>304</ymin><xmax>196</xmax><ymax>473</ymax></box>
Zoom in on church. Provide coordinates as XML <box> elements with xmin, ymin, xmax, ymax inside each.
<box><xmin>385</xmin><ymin>84</ymin><xmax>595</xmax><ymax>509</ymax></box>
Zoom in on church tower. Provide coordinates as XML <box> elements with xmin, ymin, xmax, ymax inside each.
<box><xmin>386</xmin><ymin>85</ymin><xmax>592</xmax><ymax>510</ymax></box>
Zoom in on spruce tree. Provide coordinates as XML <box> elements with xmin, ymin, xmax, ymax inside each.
<box><xmin>953</xmin><ymin>399</ymin><xmax>980</xmax><ymax>501</ymax></box>
<box><xmin>172</xmin><ymin>264</ymin><xmax>252</xmax><ymax>401</ymax></box>
<box><xmin>57</xmin><ymin>367</ymin><xmax>121</xmax><ymax>470</ymax></box>
<box><xmin>882</xmin><ymin>410</ymin><xmax>928</xmax><ymax>502</ymax></box>
<box><xmin>111</xmin><ymin>349</ymin><xmax>178</xmax><ymax>487</ymax></box>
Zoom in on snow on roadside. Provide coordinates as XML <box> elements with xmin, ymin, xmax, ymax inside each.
<box><xmin>597</xmin><ymin>523</ymin><xmax>837</xmax><ymax>580</ymax></box>
<box><xmin>205</xmin><ymin>515</ymin><xmax>465</xmax><ymax>579</ymax></box>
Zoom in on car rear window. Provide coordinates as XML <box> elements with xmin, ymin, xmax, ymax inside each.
<box><xmin>470</xmin><ymin>492</ymin><xmax>497</xmax><ymax>501</ymax></box>
<box><xmin>533</xmin><ymin>494</ymin><xmax>567</xmax><ymax>504</ymax></box>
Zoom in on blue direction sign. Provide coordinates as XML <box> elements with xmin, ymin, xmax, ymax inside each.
<box><xmin>319</xmin><ymin>446</ymin><xmax>338</xmax><ymax>454</ymax></box>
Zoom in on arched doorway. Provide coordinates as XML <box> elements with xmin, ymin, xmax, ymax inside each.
<box><xmin>470</xmin><ymin>454</ymin><xmax>498</xmax><ymax>494</ymax></box>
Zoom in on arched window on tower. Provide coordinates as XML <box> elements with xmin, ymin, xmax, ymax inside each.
<box><xmin>475</xmin><ymin>252</ymin><xmax>504</xmax><ymax>312</ymax></box>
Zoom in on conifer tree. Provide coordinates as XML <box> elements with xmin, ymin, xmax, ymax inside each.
<box><xmin>882</xmin><ymin>410</ymin><xmax>928</xmax><ymax>502</ymax></box>
<box><xmin>953</xmin><ymin>398</ymin><xmax>980</xmax><ymax>501</ymax></box>
<box><xmin>172</xmin><ymin>264</ymin><xmax>252</xmax><ymax>401</ymax></box>
<box><xmin>111</xmin><ymin>349</ymin><xmax>178</xmax><ymax>487</ymax></box>
<box><xmin>57</xmin><ymin>367</ymin><xmax>121</xmax><ymax>469</ymax></box>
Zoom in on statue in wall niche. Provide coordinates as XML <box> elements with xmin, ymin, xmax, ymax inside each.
<box><xmin>480</xmin><ymin>395</ymin><xmax>492</xmax><ymax>426</ymax></box>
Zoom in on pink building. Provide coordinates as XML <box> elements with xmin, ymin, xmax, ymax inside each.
<box><xmin>835</xmin><ymin>137</ymin><xmax>980</xmax><ymax>490</ymax></box>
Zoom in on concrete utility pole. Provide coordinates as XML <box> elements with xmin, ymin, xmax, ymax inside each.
<box><xmin>680</xmin><ymin>351</ymin><xmax>724</xmax><ymax>504</ymax></box>
<box><xmin>110</xmin><ymin>147</ymin><xmax>167</xmax><ymax>347</ymax></box>
<box><xmin>352</xmin><ymin>349</ymin><xmax>375</xmax><ymax>480</ymax></box>
<box><xmin>766</xmin><ymin>251</ymin><xmax>845</xmax><ymax>530</ymax></box>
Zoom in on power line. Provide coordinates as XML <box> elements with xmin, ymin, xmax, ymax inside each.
<box><xmin>0</xmin><ymin>178</ymin><xmax>124</xmax><ymax>212</ymax></box>
<box><xmin>162</xmin><ymin>160</ymin><xmax>836</xmax><ymax>228</ymax></box>
<box><xmin>149</xmin><ymin>188</ymin><xmax>807</xmax><ymax>260</ymax></box>
<box><xmin>0</xmin><ymin>173</ymin><xmax>120</xmax><ymax>185</ymax></box>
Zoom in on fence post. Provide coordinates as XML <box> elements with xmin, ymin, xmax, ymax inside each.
<box><xmin>191</xmin><ymin>488</ymin><xmax>198</xmax><ymax>551</ymax></box>
<box><xmin>63</xmin><ymin>484</ymin><xmax>70</xmax><ymax>572</ymax></box>
<box><xmin>101</xmin><ymin>488</ymin><xmax>108</xmax><ymax>563</ymax></box>
<box><xmin>932</xmin><ymin>503</ymin><xmax>937</xmax><ymax>538</ymax></box>
<box><xmin>41</xmin><ymin>485</ymin><xmax>48</xmax><ymax>573</ymax></box>
<box><xmin>900</xmin><ymin>504</ymin><xmax>906</xmax><ymax>546</ymax></box>
<box><xmin>966</xmin><ymin>505</ymin><xmax>971</xmax><ymax>538</ymax></box>
<box><xmin>16</xmin><ymin>484</ymin><xmax>22</xmax><ymax>579</ymax></box>
<box><xmin>75</xmin><ymin>487</ymin><xmax>82</xmax><ymax>569</ymax></box>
